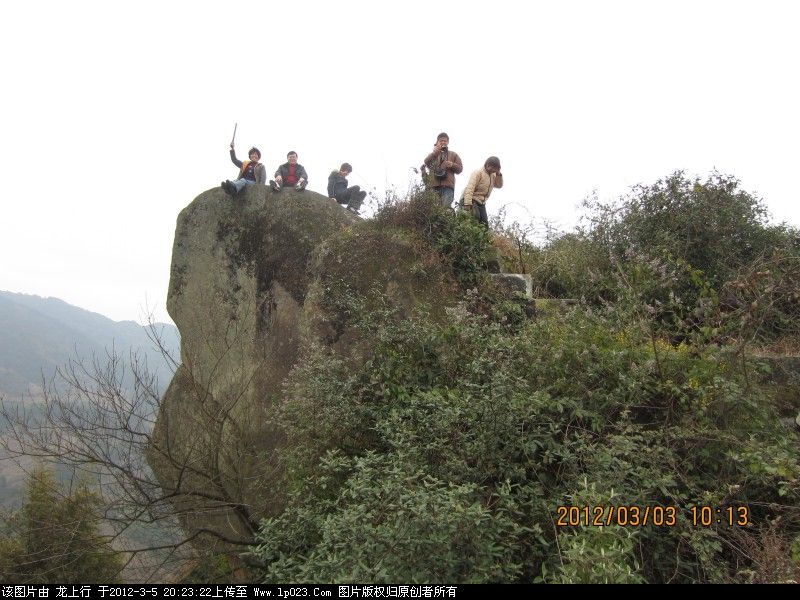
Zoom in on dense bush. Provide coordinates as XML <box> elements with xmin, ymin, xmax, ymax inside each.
<box><xmin>253</xmin><ymin>265</ymin><xmax>800</xmax><ymax>582</ymax></box>
<box><xmin>494</xmin><ymin>171</ymin><xmax>799</xmax><ymax>344</ymax></box>
<box><xmin>585</xmin><ymin>171</ymin><xmax>794</xmax><ymax>286</ymax></box>
<box><xmin>373</xmin><ymin>186</ymin><xmax>493</xmax><ymax>288</ymax></box>
<box><xmin>250</xmin><ymin>177</ymin><xmax>799</xmax><ymax>583</ymax></box>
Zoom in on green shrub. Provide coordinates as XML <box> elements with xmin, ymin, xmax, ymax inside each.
<box><xmin>0</xmin><ymin>467</ymin><xmax>122</xmax><ymax>583</ymax></box>
<box><xmin>254</xmin><ymin>298</ymin><xmax>799</xmax><ymax>582</ymax></box>
<box><xmin>256</xmin><ymin>451</ymin><xmax>534</xmax><ymax>583</ymax></box>
<box><xmin>373</xmin><ymin>185</ymin><xmax>492</xmax><ymax>288</ymax></box>
<box><xmin>585</xmin><ymin>171</ymin><xmax>793</xmax><ymax>288</ymax></box>
<box><xmin>250</xmin><ymin>177</ymin><xmax>800</xmax><ymax>583</ymax></box>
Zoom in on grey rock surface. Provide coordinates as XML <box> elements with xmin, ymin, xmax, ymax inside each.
<box><xmin>151</xmin><ymin>184</ymin><xmax>459</xmax><ymax>545</ymax></box>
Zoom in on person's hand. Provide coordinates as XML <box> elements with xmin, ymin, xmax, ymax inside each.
<box><xmin>444</xmin><ymin>161</ymin><xmax>453</xmax><ymax>169</ymax></box>
<box><xmin>275</xmin><ymin>176</ymin><xmax>283</xmax><ymax>183</ymax></box>
<box><xmin>230</xmin><ymin>142</ymin><xmax>235</xmax><ymax>149</ymax></box>
<box><xmin>330</xmin><ymin>197</ymin><xmax>338</xmax><ymax>202</ymax></box>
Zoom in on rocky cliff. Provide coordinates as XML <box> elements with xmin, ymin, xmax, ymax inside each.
<box><xmin>151</xmin><ymin>185</ymin><xmax>460</xmax><ymax>545</ymax></box>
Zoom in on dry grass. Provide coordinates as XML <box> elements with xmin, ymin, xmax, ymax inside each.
<box><xmin>749</xmin><ymin>336</ymin><xmax>800</xmax><ymax>358</ymax></box>
<box><xmin>730</xmin><ymin>519</ymin><xmax>800</xmax><ymax>584</ymax></box>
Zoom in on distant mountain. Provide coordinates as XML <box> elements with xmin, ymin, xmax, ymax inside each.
<box><xmin>0</xmin><ymin>291</ymin><xmax>180</xmax><ymax>398</ymax></box>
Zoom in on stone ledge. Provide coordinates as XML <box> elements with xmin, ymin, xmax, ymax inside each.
<box><xmin>490</xmin><ymin>273</ymin><xmax>532</xmax><ymax>298</ymax></box>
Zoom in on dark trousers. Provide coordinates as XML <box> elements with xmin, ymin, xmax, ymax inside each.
<box><xmin>335</xmin><ymin>185</ymin><xmax>365</xmax><ymax>210</ymax></box>
<box><xmin>472</xmin><ymin>202</ymin><xmax>489</xmax><ymax>228</ymax></box>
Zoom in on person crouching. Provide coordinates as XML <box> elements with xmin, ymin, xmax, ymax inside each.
<box><xmin>328</xmin><ymin>163</ymin><xmax>367</xmax><ymax>214</ymax></box>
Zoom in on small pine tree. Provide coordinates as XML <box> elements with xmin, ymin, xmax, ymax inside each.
<box><xmin>0</xmin><ymin>467</ymin><xmax>122</xmax><ymax>583</ymax></box>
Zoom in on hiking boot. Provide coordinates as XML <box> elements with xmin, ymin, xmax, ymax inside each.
<box><xmin>270</xmin><ymin>180</ymin><xmax>281</xmax><ymax>192</ymax></box>
<box><xmin>221</xmin><ymin>180</ymin><xmax>233</xmax><ymax>196</ymax></box>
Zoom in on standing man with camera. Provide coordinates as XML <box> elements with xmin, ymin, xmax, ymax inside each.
<box><xmin>421</xmin><ymin>132</ymin><xmax>463</xmax><ymax>207</ymax></box>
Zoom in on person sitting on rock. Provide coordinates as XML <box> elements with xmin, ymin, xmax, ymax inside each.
<box><xmin>327</xmin><ymin>163</ymin><xmax>367</xmax><ymax>214</ymax></box>
<box><xmin>222</xmin><ymin>143</ymin><xmax>266</xmax><ymax>196</ymax></box>
<box><xmin>270</xmin><ymin>151</ymin><xmax>308</xmax><ymax>191</ymax></box>
<box><xmin>461</xmin><ymin>156</ymin><xmax>503</xmax><ymax>229</ymax></box>
<box><xmin>420</xmin><ymin>132</ymin><xmax>463</xmax><ymax>207</ymax></box>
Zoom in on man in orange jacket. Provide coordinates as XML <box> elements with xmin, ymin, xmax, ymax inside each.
<box><xmin>222</xmin><ymin>143</ymin><xmax>267</xmax><ymax>196</ymax></box>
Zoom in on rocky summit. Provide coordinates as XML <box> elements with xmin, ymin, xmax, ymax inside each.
<box><xmin>150</xmin><ymin>184</ymin><xmax>460</xmax><ymax>546</ymax></box>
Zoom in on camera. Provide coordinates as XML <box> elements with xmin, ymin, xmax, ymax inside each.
<box><xmin>434</xmin><ymin>169</ymin><xmax>447</xmax><ymax>179</ymax></box>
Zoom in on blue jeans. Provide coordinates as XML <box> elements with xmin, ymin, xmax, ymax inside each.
<box><xmin>434</xmin><ymin>186</ymin><xmax>455</xmax><ymax>208</ymax></box>
<box><xmin>232</xmin><ymin>178</ymin><xmax>257</xmax><ymax>193</ymax></box>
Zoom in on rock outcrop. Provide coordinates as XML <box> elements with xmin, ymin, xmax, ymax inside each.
<box><xmin>150</xmin><ymin>185</ymin><xmax>460</xmax><ymax>545</ymax></box>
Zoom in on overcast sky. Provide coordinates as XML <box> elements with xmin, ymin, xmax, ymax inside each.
<box><xmin>1</xmin><ymin>1</ymin><xmax>798</xmax><ymax>324</ymax></box>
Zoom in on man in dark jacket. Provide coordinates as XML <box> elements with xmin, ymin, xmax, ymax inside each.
<box><xmin>222</xmin><ymin>143</ymin><xmax>266</xmax><ymax>196</ymax></box>
<box><xmin>328</xmin><ymin>163</ymin><xmax>367</xmax><ymax>214</ymax></box>
<box><xmin>421</xmin><ymin>132</ymin><xmax>463</xmax><ymax>207</ymax></box>
<box><xmin>271</xmin><ymin>150</ymin><xmax>309</xmax><ymax>191</ymax></box>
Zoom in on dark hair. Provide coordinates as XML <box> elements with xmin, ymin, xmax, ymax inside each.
<box><xmin>436</xmin><ymin>132</ymin><xmax>449</xmax><ymax>142</ymax></box>
<box><xmin>340</xmin><ymin>163</ymin><xmax>352</xmax><ymax>173</ymax></box>
<box><xmin>485</xmin><ymin>156</ymin><xmax>501</xmax><ymax>170</ymax></box>
<box><xmin>287</xmin><ymin>151</ymin><xmax>298</xmax><ymax>158</ymax></box>
<box><xmin>249</xmin><ymin>147</ymin><xmax>261</xmax><ymax>159</ymax></box>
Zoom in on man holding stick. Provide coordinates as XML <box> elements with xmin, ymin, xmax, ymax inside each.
<box><xmin>221</xmin><ymin>124</ymin><xmax>266</xmax><ymax>196</ymax></box>
<box><xmin>222</xmin><ymin>142</ymin><xmax>267</xmax><ymax>196</ymax></box>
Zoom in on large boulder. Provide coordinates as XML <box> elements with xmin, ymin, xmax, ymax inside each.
<box><xmin>150</xmin><ymin>184</ymin><xmax>459</xmax><ymax>545</ymax></box>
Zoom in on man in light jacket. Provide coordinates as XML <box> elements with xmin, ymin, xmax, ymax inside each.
<box><xmin>461</xmin><ymin>156</ymin><xmax>503</xmax><ymax>228</ymax></box>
